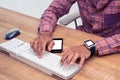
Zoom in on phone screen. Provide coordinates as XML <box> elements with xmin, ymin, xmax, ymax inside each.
<box><xmin>51</xmin><ymin>38</ymin><xmax>63</xmax><ymax>53</ymax></box>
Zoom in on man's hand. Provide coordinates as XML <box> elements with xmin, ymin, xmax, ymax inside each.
<box><xmin>61</xmin><ymin>45</ymin><xmax>91</xmax><ymax>67</ymax></box>
<box><xmin>30</xmin><ymin>31</ymin><xmax>54</xmax><ymax>57</ymax></box>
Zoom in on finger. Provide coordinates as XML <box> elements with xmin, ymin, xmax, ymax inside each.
<box><xmin>61</xmin><ymin>48</ymin><xmax>72</xmax><ymax>64</ymax></box>
<box><xmin>61</xmin><ymin>48</ymin><xmax>70</xmax><ymax>57</ymax></box>
<box><xmin>79</xmin><ymin>55</ymin><xmax>85</xmax><ymax>68</ymax></box>
<box><xmin>70</xmin><ymin>52</ymin><xmax>79</xmax><ymax>65</ymax></box>
<box><xmin>33</xmin><ymin>40</ymin><xmax>39</xmax><ymax>53</ymax></box>
<box><xmin>36</xmin><ymin>40</ymin><xmax>49</xmax><ymax>57</ymax></box>
<box><xmin>37</xmin><ymin>42</ymin><xmax>42</xmax><ymax>57</ymax></box>
<box><xmin>61</xmin><ymin>52</ymin><xmax>69</xmax><ymax>64</ymax></box>
<box><xmin>30</xmin><ymin>41</ymin><xmax>33</xmax><ymax>48</ymax></box>
<box><xmin>41</xmin><ymin>42</ymin><xmax>47</xmax><ymax>52</ymax></box>
<box><xmin>65</xmin><ymin>53</ymin><xmax>74</xmax><ymax>65</ymax></box>
<box><xmin>48</xmin><ymin>40</ymin><xmax>54</xmax><ymax>51</ymax></box>
<box><xmin>30</xmin><ymin>40</ymin><xmax>37</xmax><ymax>53</ymax></box>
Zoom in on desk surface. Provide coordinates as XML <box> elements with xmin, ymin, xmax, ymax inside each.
<box><xmin>0</xmin><ymin>8</ymin><xmax>120</xmax><ymax>80</ymax></box>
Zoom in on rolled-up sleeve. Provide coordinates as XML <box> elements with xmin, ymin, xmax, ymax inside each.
<box><xmin>95</xmin><ymin>34</ymin><xmax>120</xmax><ymax>55</ymax></box>
<box><xmin>39</xmin><ymin>0</ymin><xmax>77</xmax><ymax>32</ymax></box>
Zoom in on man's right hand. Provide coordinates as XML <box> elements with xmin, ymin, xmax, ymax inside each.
<box><xmin>30</xmin><ymin>31</ymin><xmax>54</xmax><ymax>57</ymax></box>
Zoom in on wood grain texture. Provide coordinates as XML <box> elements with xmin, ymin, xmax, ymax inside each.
<box><xmin>0</xmin><ymin>7</ymin><xmax>120</xmax><ymax>80</ymax></box>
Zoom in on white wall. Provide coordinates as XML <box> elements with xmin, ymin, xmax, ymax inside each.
<box><xmin>0</xmin><ymin>0</ymin><xmax>52</xmax><ymax>18</ymax></box>
<box><xmin>0</xmin><ymin>0</ymin><xmax>81</xmax><ymax>29</ymax></box>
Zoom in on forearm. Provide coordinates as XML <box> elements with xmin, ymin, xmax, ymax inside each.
<box><xmin>95</xmin><ymin>34</ymin><xmax>120</xmax><ymax>55</ymax></box>
<box><xmin>39</xmin><ymin>0</ymin><xmax>77</xmax><ymax>32</ymax></box>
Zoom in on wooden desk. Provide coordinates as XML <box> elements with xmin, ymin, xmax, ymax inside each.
<box><xmin>0</xmin><ymin>8</ymin><xmax>120</xmax><ymax>80</ymax></box>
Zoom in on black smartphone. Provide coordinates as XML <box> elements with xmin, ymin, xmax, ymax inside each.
<box><xmin>51</xmin><ymin>38</ymin><xmax>63</xmax><ymax>53</ymax></box>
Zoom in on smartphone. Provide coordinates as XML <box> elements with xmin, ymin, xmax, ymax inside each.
<box><xmin>51</xmin><ymin>38</ymin><xmax>63</xmax><ymax>53</ymax></box>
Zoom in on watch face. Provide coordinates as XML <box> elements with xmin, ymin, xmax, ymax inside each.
<box><xmin>86</xmin><ymin>40</ymin><xmax>94</xmax><ymax>47</ymax></box>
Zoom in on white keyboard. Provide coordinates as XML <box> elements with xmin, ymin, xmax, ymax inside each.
<box><xmin>0</xmin><ymin>38</ymin><xmax>80</xmax><ymax>80</ymax></box>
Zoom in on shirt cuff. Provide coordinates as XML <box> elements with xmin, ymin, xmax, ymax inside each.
<box><xmin>38</xmin><ymin>24</ymin><xmax>54</xmax><ymax>33</ymax></box>
<box><xmin>95</xmin><ymin>38</ymin><xmax>114</xmax><ymax>55</ymax></box>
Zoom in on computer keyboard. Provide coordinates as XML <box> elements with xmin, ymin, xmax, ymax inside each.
<box><xmin>0</xmin><ymin>38</ymin><xmax>80</xmax><ymax>80</ymax></box>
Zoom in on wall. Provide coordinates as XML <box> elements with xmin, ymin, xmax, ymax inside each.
<box><xmin>0</xmin><ymin>0</ymin><xmax>82</xmax><ymax>29</ymax></box>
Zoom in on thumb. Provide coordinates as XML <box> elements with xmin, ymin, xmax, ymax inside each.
<box><xmin>48</xmin><ymin>40</ymin><xmax>55</xmax><ymax>51</ymax></box>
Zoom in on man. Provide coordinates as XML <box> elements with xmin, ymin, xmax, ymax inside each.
<box><xmin>30</xmin><ymin>0</ymin><xmax>120</xmax><ymax>67</ymax></box>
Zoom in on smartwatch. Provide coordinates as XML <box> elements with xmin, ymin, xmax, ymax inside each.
<box><xmin>84</xmin><ymin>40</ymin><xmax>95</xmax><ymax>57</ymax></box>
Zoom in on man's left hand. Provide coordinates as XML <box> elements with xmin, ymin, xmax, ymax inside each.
<box><xmin>60</xmin><ymin>45</ymin><xmax>91</xmax><ymax>67</ymax></box>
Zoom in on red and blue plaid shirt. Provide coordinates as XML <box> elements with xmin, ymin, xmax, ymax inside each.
<box><xmin>39</xmin><ymin>0</ymin><xmax>120</xmax><ymax>55</ymax></box>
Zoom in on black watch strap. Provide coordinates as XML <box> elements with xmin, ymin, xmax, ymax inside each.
<box><xmin>89</xmin><ymin>45</ymin><xmax>95</xmax><ymax>57</ymax></box>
